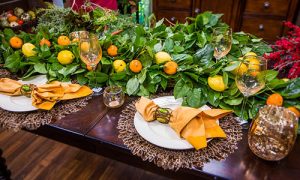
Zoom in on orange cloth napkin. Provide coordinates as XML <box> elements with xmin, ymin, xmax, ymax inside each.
<box><xmin>0</xmin><ymin>78</ymin><xmax>92</xmax><ymax>110</ymax></box>
<box><xmin>0</xmin><ymin>78</ymin><xmax>22</xmax><ymax>96</ymax></box>
<box><xmin>135</xmin><ymin>97</ymin><xmax>232</xmax><ymax>150</ymax></box>
<box><xmin>135</xmin><ymin>96</ymin><xmax>158</xmax><ymax>121</ymax></box>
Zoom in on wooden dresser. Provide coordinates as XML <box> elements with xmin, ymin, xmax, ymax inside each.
<box><xmin>153</xmin><ymin>0</ymin><xmax>300</xmax><ymax>42</ymax></box>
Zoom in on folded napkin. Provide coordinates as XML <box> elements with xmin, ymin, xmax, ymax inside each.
<box><xmin>0</xmin><ymin>78</ymin><xmax>92</xmax><ymax>110</ymax></box>
<box><xmin>135</xmin><ymin>97</ymin><xmax>232</xmax><ymax>150</ymax></box>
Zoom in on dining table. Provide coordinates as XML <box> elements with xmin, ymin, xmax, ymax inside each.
<box><xmin>27</xmin><ymin>95</ymin><xmax>300</xmax><ymax>180</ymax></box>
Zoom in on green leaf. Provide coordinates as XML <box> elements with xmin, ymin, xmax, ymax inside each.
<box><xmin>137</xmin><ymin>85</ymin><xmax>150</xmax><ymax>97</ymax></box>
<box><xmin>172</xmin><ymin>54</ymin><xmax>193</xmax><ymax>65</ymax></box>
<box><xmin>193</xmin><ymin>44</ymin><xmax>214</xmax><ymax>68</ymax></box>
<box><xmin>160</xmin><ymin>77</ymin><xmax>167</xmax><ymax>90</ymax></box>
<box><xmin>138</xmin><ymin>69</ymin><xmax>147</xmax><ymax>83</ymax></box>
<box><xmin>187</xmin><ymin>88</ymin><xmax>207</xmax><ymax>108</ymax></box>
<box><xmin>126</xmin><ymin>77</ymin><xmax>139</xmax><ymax>95</ymax></box>
<box><xmin>4</xmin><ymin>51</ymin><xmax>21</xmax><ymax>73</ymax></box>
<box><xmin>34</xmin><ymin>63</ymin><xmax>47</xmax><ymax>74</ymax></box>
<box><xmin>174</xmin><ymin>79</ymin><xmax>192</xmax><ymax>99</ymax></box>
<box><xmin>223</xmin><ymin>61</ymin><xmax>240</xmax><ymax>71</ymax></box>
<box><xmin>280</xmin><ymin>78</ymin><xmax>300</xmax><ymax>99</ymax></box>
<box><xmin>58</xmin><ymin>65</ymin><xmax>78</xmax><ymax>77</ymax></box>
<box><xmin>197</xmin><ymin>31</ymin><xmax>207</xmax><ymax>48</ymax></box>
<box><xmin>164</xmin><ymin>38</ymin><xmax>174</xmax><ymax>52</ymax></box>
<box><xmin>110</xmin><ymin>71</ymin><xmax>127</xmax><ymax>81</ymax></box>
<box><xmin>207</xmin><ymin>90</ymin><xmax>221</xmax><ymax>107</ymax></box>
<box><xmin>224</xmin><ymin>97</ymin><xmax>243</xmax><ymax>105</ymax></box>
<box><xmin>223</xmin><ymin>72</ymin><xmax>228</xmax><ymax>87</ymax></box>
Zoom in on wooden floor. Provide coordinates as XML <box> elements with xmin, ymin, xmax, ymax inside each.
<box><xmin>0</xmin><ymin>129</ymin><xmax>170</xmax><ymax>180</ymax></box>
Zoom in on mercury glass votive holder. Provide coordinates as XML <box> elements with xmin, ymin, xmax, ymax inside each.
<box><xmin>248</xmin><ymin>105</ymin><xmax>298</xmax><ymax>161</ymax></box>
<box><xmin>103</xmin><ymin>86</ymin><xmax>125</xmax><ymax>108</ymax></box>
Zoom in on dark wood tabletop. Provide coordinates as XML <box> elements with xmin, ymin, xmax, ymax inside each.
<box><xmin>29</xmin><ymin>95</ymin><xmax>300</xmax><ymax>180</ymax></box>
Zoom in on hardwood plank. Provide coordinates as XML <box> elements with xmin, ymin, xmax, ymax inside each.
<box><xmin>0</xmin><ymin>129</ymin><xmax>170</xmax><ymax>180</ymax></box>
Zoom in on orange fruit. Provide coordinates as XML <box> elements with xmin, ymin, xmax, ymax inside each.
<box><xmin>129</xmin><ymin>59</ymin><xmax>142</xmax><ymax>73</ymax></box>
<box><xmin>39</xmin><ymin>38</ymin><xmax>51</xmax><ymax>47</ymax></box>
<box><xmin>8</xmin><ymin>15</ymin><xmax>18</xmax><ymax>22</ymax></box>
<box><xmin>266</xmin><ymin>93</ymin><xmax>283</xmax><ymax>106</ymax></box>
<box><xmin>107</xmin><ymin>45</ymin><xmax>118</xmax><ymax>57</ymax></box>
<box><xmin>287</xmin><ymin>107</ymin><xmax>300</xmax><ymax>118</ymax></box>
<box><xmin>163</xmin><ymin>61</ymin><xmax>178</xmax><ymax>75</ymax></box>
<box><xmin>57</xmin><ymin>35</ymin><xmax>71</xmax><ymax>46</ymax></box>
<box><xmin>9</xmin><ymin>36</ymin><xmax>23</xmax><ymax>49</ymax></box>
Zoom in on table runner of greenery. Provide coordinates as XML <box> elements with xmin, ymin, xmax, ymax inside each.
<box><xmin>0</xmin><ymin>7</ymin><xmax>299</xmax><ymax>122</ymax></box>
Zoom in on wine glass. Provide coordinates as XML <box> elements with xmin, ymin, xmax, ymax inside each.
<box><xmin>79</xmin><ymin>34</ymin><xmax>103</xmax><ymax>95</ymax></box>
<box><xmin>212</xmin><ymin>27</ymin><xmax>232</xmax><ymax>60</ymax></box>
<box><xmin>79</xmin><ymin>33</ymin><xmax>102</xmax><ymax>71</ymax></box>
<box><xmin>235</xmin><ymin>55</ymin><xmax>267</xmax><ymax>126</ymax></box>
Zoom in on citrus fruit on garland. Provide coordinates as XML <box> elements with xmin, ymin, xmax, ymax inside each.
<box><xmin>231</xmin><ymin>62</ymin><xmax>248</xmax><ymax>76</ymax></box>
<box><xmin>164</xmin><ymin>61</ymin><xmax>178</xmax><ymax>75</ymax></box>
<box><xmin>266</xmin><ymin>93</ymin><xmax>283</xmax><ymax>106</ymax></box>
<box><xmin>80</xmin><ymin>42</ymin><xmax>90</xmax><ymax>53</ymax></box>
<box><xmin>113</xmin><ymin>60</ymin><xmax>126</xmax><ymax>72</ymax></box>
<box><xmin>57</xmin><ymin>50</ymin><xmax>75</xmax><ymax>65</ymax></box>
<box><xmin>39</xmin><ymin>38</ymin><xmax>51</xmax><ymax>47</ymax></box>
<box><xmin>22</xmin><ymin>43</ymin><xmax>37</xmax><ymax>57</ymax></box>
<box><xmin>287</xmin><ymin>107</ymin><xmax>300</xmax><ymax>118</ymax></box>
<box><xmin>129</xmin><ymin>59</ymin><xmax>142</xmax><ymax>73</ymax></box>
<box><xmin>57</xmin><ymin>35</ymin><xmax>71</xmax><ymax>46</ymax></box>
<box><xmin>208</xmin><ymin>75</ymin><xmax>226</xmax><ymax>92</ymax></box>
<box><xmin>107</xmin><ymin>45</ymin><xmax>118</xmax><ymax>57</ymax></box>
<box><xmin>244</xmin><ymin>52</ymin><xmax>257</xmax><ymax>57</ymax></box>
<box><xmin>155</xmin><ymin>51</ymin><xmax>172</xmax><ymax>64</ymax></box>
<box><xmin>9</xmin><ymin>36</ymin><xmax>23</xmax><ymax>49</ymax></box>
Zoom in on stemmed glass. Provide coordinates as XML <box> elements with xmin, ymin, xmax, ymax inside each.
<box><xmin>79</xmin><ymin>33</ymin><xmax>102</xmax><ymax>71</ymax></box>
<box><xmin>212</xmin><ymin>27</ymin><xmax>232</xmax><ymax>60</ymax></box>
<box><xmin>235</xmin><ymin>55</ymin><xmax>267</xmax><ymax>126</ymax></box>
<box><xmin>79</xmin><ymin>33</ymin><xmax>103</xmax><ymax>95</ymax></box>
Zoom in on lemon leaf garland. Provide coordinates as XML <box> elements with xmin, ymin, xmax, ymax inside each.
<box><xmin>0</xmin><ymin>10</ymin><xmax>299</xmax><ymax>121</ymax></box>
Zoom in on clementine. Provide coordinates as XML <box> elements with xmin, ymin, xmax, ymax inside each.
<box><xmin>266</xmin><ymin>93</ymin><xmax>283</xmax><ymax>106</ymax></box>
<box><xmin>9</xmin><ymin>36</ymin><xmax>23</xmax><ymax>49</ymax></box>
<box><xmin>107</xmin><ymin>45</ymin><xmax>118</xmax><ymax>57</ymax></box>
<box><xmin>287</xmin><ymin>107</ymin><xmax>300</xmax><ymax>118</ymax></box>
<box><xmin>129</xmin><ymin>60</ymin><xmax>142</xmax><ymax>73</ymax></box>
<box><xmin>163</xmin><ymin>61</ymin><xmax>178</xmax><ymax>75</ymax></box>
<box><xmin>57</xmin><ymin>35</ymin><xmax>71</xmax><ymax>46</ymax></box>
<box><xmin>40</xmin><ymin>38</ymin><xmax>51</xmax><ymax>47</ymax></box>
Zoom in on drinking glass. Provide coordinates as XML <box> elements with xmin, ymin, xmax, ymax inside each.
<box><xmin>212</xmin><ymin>27</ymin><xmax>232</xmax><ymax>60</ymax></box>
<box><xmin>103</xmin><ymin>86</ymin><xmax>125</xmax><ymax>108</ymax></box>
<box><xmin>248</xmin><ymin>105</ymin><xmax>298</xmax><ymax>161</ymax></box>
<box><xmin>79</xmin><ymin>33</ymin><xmax>102</xmax><ymax>71</ymax></box>
<box><xmin>79</xmin><ymin>34</ymin><xmax>103</xmax><ymax>95</ymax></box>
<box><xmin>235</xmin><ymin>55</ymin><xmax>267</xmax><ymax>125</ymax></box>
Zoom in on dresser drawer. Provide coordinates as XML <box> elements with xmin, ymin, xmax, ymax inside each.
<box><xmin>156</xmin><ymin>10</ymin><xmax>192</xmax><ymax>24</ymax></box>
<box><xmin>244</xmin><ymin>0</ymin><xmax>290</xmax><ymax>16</ymax></box>
<box><xmin>241</xmin><ymin>16</ymin><xmax>283</xmax><ymax>41</ymax></box>
<box><xmin>156</xmin><ymin>0</ymin><xmax>192</xmax><ymax>10</ymax></box>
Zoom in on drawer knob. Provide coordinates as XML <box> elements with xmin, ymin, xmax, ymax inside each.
<box><xmin>259</xmin><ymin>24</ymin><xmax>264</xmax><ymax>31</ymax></box>
<box><xmin>195</xmin><ymin>8</ymin><xmax>200</xmax><ymax>14</ymax></box>
<box><xmin>264</xmin><ymin>1</ymin><xmax>270</xmax><ymax>8</ymax></box>
<box><xmin>170</xmin><ymin>17</ymin><xmax>177</xmax><ymax>22</ymax></box>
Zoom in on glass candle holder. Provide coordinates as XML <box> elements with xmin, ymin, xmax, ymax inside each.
<box><xmin>103</xmin><ymin>86</ymin><xmax>125</xmax><ymax>108</ymax></box>
<box><xmin>248</xmin><ymin>105</ymin><xmax>298</xmax><ymax>161</ymax></box>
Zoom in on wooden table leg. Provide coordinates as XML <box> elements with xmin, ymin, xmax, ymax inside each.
<box><xmin>0</xmin><ymin>149</ymin><xmax>11</xmax><ymax>180</ymax></box>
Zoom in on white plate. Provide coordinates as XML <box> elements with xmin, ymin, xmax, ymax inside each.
<box><xmin>0</xmin><ymin>75</ymin><xmax>48</xmax><ymax>112</ymax></box>
<box><xmin>134</xmin><ymin>96</ymin><xmax>212</xmax><ymax>150</ymax></box>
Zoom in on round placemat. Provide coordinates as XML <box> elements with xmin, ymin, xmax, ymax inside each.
<box><xmin>0</xmin><ymin>68</ymin><xmax>92</xmax><ymax>131</ymax></box>
<box><xmin>117</xmin><ymin>97</ymin><xmax>243</xmax><ymax>171</ymax></box>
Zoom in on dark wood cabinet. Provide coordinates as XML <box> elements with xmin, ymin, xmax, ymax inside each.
<box><xmin>153</xmin><ymin>0</ymin><xmax>300</xmax><ymax>42</ymax></box>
